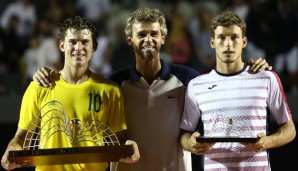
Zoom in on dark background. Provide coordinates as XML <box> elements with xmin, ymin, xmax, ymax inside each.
<box><xmin>1</xmin><ymin>0</ymin><xmax>298</xmax><ymax>170</ymax></box>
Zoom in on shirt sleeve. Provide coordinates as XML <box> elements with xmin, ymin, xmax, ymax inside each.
<box><xmin>180</xmin><ymin>80</ymin><xmax>201</xmax><ymax>131</ymax></box>
<box><xmin>18</xmin><ymin>82</ymin><xmax>41</xmax><ymax>131</ymax></box>
<box><xmin>267</xmin><ymin>71</ymin><xmax>292</xmax><ymax>124</ymax></box>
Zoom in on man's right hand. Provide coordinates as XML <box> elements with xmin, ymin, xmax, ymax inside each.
<box><xmin>1</xmin><ymin>145</ymin><xmax>22</xmax><ymax>170</ymax></box>
<box><xmin>33</xmin><ymin>67</ymin><xmax>59</xmax><ymax>87</ymax></box>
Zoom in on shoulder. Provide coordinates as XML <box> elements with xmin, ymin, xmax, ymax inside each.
<box><xmin>189</xmin><ymin>69</ymin><xmax>212</xmax><ymax>82</ymax></box>
<box><xmin>170</xmin><ymin>64</ymin><xmax>199</xmax><ymax>76</ymax></box>
<box><xmin>249</xmin><ymin>69</ymin><xmax>280</xmax><ymax>79</ymax></box>
<box><xmin>91</xmin><ymin>73</ymin><xmax>117</xmax><ymax>85</ymax></box>
<box><xmin>27</xmin><ymin>81</ymin><xmax>48</xmax><ymax>91</ymax></box>
<box><xmin>22</xmin><ymin>81</ymin><xmax>50</xmax><ymax>100</ymax></box>
<box><xmin>90</xmin><ymin>77</ymin><xmax>123</xmax><ymax>97</ymax></box>
<box><xmin>107</xmin><ymin>67</ymin><xmax>131</xmax><ymax>86</ymax></box>
<box><xmin>261</xmin><ymin>70</ymin><xmax>283</xmax><ymax>83</ymax></box>
<box><xmin>169</xmin><ymin>64</ymin><xmax>200</xmax><ymax>86</ymax></box>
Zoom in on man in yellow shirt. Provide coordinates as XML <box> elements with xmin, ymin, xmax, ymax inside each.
<box><xmin>1</xmin><ymin>16</ymin><xmax>139</xmax><ymax>171</ymax></box>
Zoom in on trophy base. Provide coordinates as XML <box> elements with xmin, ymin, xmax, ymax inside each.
<box><xmin>196</xmin><ymin>136</ymin><xmax>259</xmax><ymax>142</ymax></box>
<box><xmin>8</xmin><ymin>145</ymin><xmax>133</xmax><ymax>167</ymax></box>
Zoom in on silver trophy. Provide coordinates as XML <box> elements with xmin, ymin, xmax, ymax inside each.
<box><xmin>8</xmin><ymin>100</ymin><xmax>133</xmax><ymax>166</ymax></box>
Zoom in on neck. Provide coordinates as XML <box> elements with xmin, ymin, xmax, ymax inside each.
<box><xmin>61</xmin><ymin>67</ymin><xmax>90</xmax><ymax>85</ymax></box>
<box><xmin>135</xmin><ymin>58</ymin><xmax>161</xmax><ymax>84</ymax></box>
<box><xmin>216</xmin><ymin>61</ymin><xmax>245</xmax><ymax>74</ymax></box>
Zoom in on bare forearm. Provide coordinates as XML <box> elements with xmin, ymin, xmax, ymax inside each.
<box><xmin>268</xmin><ymin>120</ymin><xmax>296</xmax><ymax>148</ymax></box>
<box><xmin>7</xmin><ymin>128</ymin><xmax>27</xmax><ymax>150</ymax></box>
<box><xmin>7</xmin><ymin>137</ymin><xmax>23</xmax><ymax>150</ymax></box>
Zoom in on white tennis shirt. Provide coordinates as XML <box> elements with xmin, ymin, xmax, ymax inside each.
<box><xmin>180</xmin><ymin>65</ymin><xmax>292</xmax><ymax>171</ymax></box>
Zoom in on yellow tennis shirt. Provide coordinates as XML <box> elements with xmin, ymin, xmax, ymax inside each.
<box><xmin>18</xmin><ymin>72</ymin><xmax>127</xmax><ymax>171</ymax></box>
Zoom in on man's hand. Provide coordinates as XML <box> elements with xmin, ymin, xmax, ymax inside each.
<box><xmin>1</xmin><ymin>145</ymin><xmax>23</xmax><ymax>170</ymax></box>
<box><xmin>248</xmin><ymin>58</ymin><xmax>272</xmax><ymax>72</ymax></box>
<box><xmin>241</xmin><ymin>132</ymin><xmax>267</xmax><ymax>152</ymax></box>
<box><xmin>190</xmin><ymin>132</ymin><xmax>214</xmax><ymax>155</ymax></box>
<box><xmin>33</xmin><ymin>67</ymin><xmax>59</xmax><ymax>87</ymax></box>
<box><xmin>181</xmin><ymin>132</ymin><xmax>214</xmax><ymax>155</ymax></box>
<box><xmin>119</xmin><ymin>140</ymin><xmax>140</xmax><ymax>164</ymax></box>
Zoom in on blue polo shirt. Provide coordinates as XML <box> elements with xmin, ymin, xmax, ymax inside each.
<box><xmin>108</xmin><ymin>60</ymin><xmax>200</xmax><ymax>171</ymax></box>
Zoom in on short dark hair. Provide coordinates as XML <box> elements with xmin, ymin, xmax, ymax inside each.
<box><xmin>210</xmin><ymin>11</ymin><xmax>246</xmax><ymax>38</ymax></box>
<box><xmin>58</xmin><ymin>16</ymin><xmax>97</xmax><ymax>45</ymax></box>
<box><xmin>125</xmin><ymin>8</ymin><xmax>168</xmax><ymax>38</ymax></box>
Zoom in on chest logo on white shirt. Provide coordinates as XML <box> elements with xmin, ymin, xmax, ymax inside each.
<box><xmin>208</xmin><ymin>85</ymin><xmax>217</xmax><ymax>89</ymax></box>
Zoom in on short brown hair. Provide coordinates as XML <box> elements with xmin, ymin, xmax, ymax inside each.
<box><xmin>210</xmin><ymin>11</ymin><xmax>246</xmax><ymax>38</ymax></box>
<box><xmin>58</xmin><ymin>16</ymin><xmax>97</xmax><ymax>46</ymax></box>
<box><xmin>125</xmin><ymin>8</ymin><xmax>168</xmax><ymax>38</ymax></box>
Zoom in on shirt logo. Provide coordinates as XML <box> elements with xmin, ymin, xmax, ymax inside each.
<box><xmin>208</xmin><ymin>85</ymin><xmax>217</xmax><ymax>89</ymax></box>
<box><xmin>168</xmin><ymin>95</ymin><xmax>175</xmax><ymax>99</ymax></box>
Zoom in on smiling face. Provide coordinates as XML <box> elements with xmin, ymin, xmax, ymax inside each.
<box><xmin>59</xmin><ymin>28</ymin><xmax>95</xmax><ymax>68</ymax></box>
<box><xmin>210</xmin><ymin>25</ymin><xmax>247</xmax><ymax>65</ymax></box>
<box><xmin>127</xmin><ymin>22</ymin><xmax>165</xmax><ymax>61</ymax></box>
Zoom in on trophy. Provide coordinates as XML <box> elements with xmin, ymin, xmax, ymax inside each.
<box><xmin>197</xmin><ymin>114</ymin><xmax>259</xmax><ymax>142</ymax></box>
<box><xmin>8</xmin><ymin>101</ymin><xmax>133</xmax><ymax>167</ymax></box>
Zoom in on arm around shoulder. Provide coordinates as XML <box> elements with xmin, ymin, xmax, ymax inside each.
<box><xmin>33</xmin><ymin>67</ymin><xmax>60</xmax><ymax>87</ymax></box>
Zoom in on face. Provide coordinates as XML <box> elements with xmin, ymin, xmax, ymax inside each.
<box><xmin>127</xmin><ymin>22</ymin><xmax>165</xmax><ymax>60</ymax></box>
<box><xmin>210</xmin><ymin>25</ymin><xmax>247</xmax><ymax>64</ymax></box>
<box><xmin>59</xmin><ymin>28</ymin><xmax>96</xmax><ymax>68</ymax></box>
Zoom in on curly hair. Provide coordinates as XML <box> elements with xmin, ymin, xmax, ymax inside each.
<box><xmin>125</xmin><ymin>8</ymin><xmax>168</xmax><ymax>38</ymax></box>
<box><xmin>58</xmin><ymin>16</ymin><xmax>97</xmax><ymax>45</ymax></box>
<box><xmin>210</xmin><ymin>11</ymin><xmax>246</xmax><ymax>38</ymax></box>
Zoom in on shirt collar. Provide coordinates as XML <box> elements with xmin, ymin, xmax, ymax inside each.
<box><xmin>128</xmin><ymin>59</ymin><xmax>171</xmax><ymax>82</ymax></box>
<box><xmin>215</xmin><ymin>63</ymin><xmax>248</xmax><ymax>76</ymax></box>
